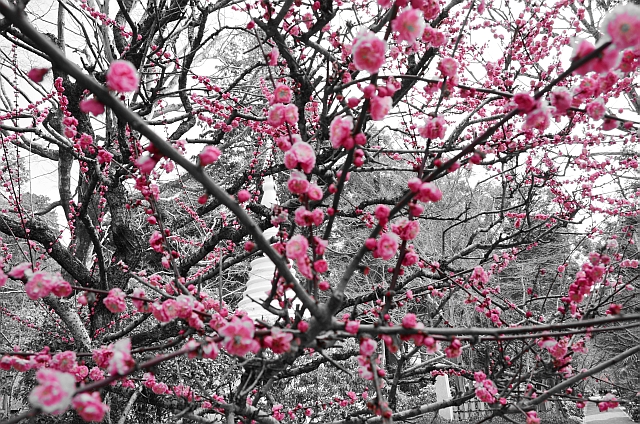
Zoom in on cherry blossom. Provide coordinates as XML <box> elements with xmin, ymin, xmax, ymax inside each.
<box><xmin>330</xmin><ymin>115</ymin><xmax>354</xmax><ymax>149</ymax></box>
<box><xmin>103</xmin><ymin>288</ymin><xmax>127</xmax><ymax>313</ymax></box>
<box><xmin>79</xmin><ymin>98</ymin><xmax>105</xmax><ymax>116</ymax></box>
<box><xmin>369</xmin><ymin>95</ymin><xmax>392</xmax><ymax>121</ymax></box>
<box><xmin>108</xmin><ymin>338</ymin><xmax>135</xmax><ymax>375</ymax></box>
<box><xmin>72</xmin><ymin>392</ymin><xmax>109</xmax><ymax>422</ymax></box>
<box><xmin>27</xmin><ymin>67</ymin><xmax>49</xmax><ymax>82</ymax></box>
<box><xmin>392</xmin><ymin>8</ymin><xmax>426</xmax><ymax>44</ymax></box>
<box><xmin>284</xmin><ymin>141</ymin><xmax>316</xmax><ymax>173</ymax></box>
<box><xmin>28</xmin><ymin>368</ymin><xmax>76</xmax><ymax>414</ymax></box>
<box><xmin>218</xmin><ymin>316</ymin><xmax>260</xmax><ymax>357</ymax></box>
<box><xmin>106</xmin><ymin>60</ymin><xmax>139</xmax><ymax>92</ymax></box>
<box><xmin>602</xmin><ymin>4</ymin><xmax>640</xmax><ymax>49</ymax></box>
<box><xmin>352</xmin><ymin>30</ymin><xmax>387</xmax><ymax>73</ymax></box>
<box><xmin>199</xmin><ymin>145</ymin><xmax>222</xmax><ymax>165</ymax></box>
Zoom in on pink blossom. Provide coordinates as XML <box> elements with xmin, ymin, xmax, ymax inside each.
<box><xmin>273</xmin><ymin>83</ymin><xmax>293</xmax><ymax>103</ymax></box>
<box><xmin>402</xmin><ymin>313</ymin><xmax>418</xmax><ymax>328</ymax></box>
<box><xmin>438</xmin><ymin>57</ymin><xmax>458</xmax><ymax>78</ymax></box>
<box><xmin>267</xmin><ymin>47</ymin><xmax>279</xmax><ymax>66</ymax></box>
<box><xmin>25</xmin><ymin>271</ymin><xmax>54</xmax><ymax>300</ymax></box>
<box><xmin>418</xmin><ymin>115</ymin><xmax>446</xmax><ymax>139</ymax></box>
<box><xmin>512</xmin><ymin>92</ymin><xmax>538</xmax><ymax>114</ymax></box>
<box><xmin>550</xmin><ymin>87</ymin><xmax>573</xmax><ymax>115</ymax></box>
<box><xmin>391</xmin><ymin>218</ymin><xmax>420</xmax><ymax>241</ymax></box>
<box><xmin>267</xmin><ymin>103</ymin><xmax>285</xmax><ymax>126</ymax></box>
<box><xmin>106</xmin><ymin>60</ymin><xmax>139</xmax><ymax>92</ymax></box>
<box><xmin>345</xmin><ymin>320</ymin><xmax>360</xmax><ymax>334</ymax></box>
<box><xmin>51</xmin><ymin>351</ymin><xmax>77</xmax><ymax>373</ymax></box>
<box><xmin>360</xmin><ymin>338</ymin><xmax>377</xmax><ymax>356</ymax></box>
<box><xmin>352</xmin><ymin>30</ymin><xmax>387</xmax><ymax>73</ymax></box>
<box><xmin>286</xmin><ymin>234</ymin><xmax>309</xmax><ymax>261</ymax></box>
<box><xmin>108</xmin><ymin>338</ymin><xmax>135</xmax><ymax>375</ymax></box>
<box><xmin>294</xmin><ymin>207</ymin><xmax>323</xmax><ymax>227</ymax></box>
<box><xmin>602</xmin><ymin>118</ymin><xmax>618</xmax><ymax>131</ymax></box>
<box><xmin>314</xmin><ymin>259</ymin><xmax>328</xmax><ymax>273</ymax></box>
<box><xmin>263</xmin><ymin>328</ymin><xmax>294</xmax><ymax>354</ymax></box>
<box><xmin>375</xmin><ymin>204</ymin><xmax>390</xmax><ymax>223</ymax></box>
<box><xmin>9</xmin><ymin>262</ymin><xmax>32</xmax><ymax>279</ymax></box>
<box><xmin>444</xmin><ymin>338</ymin><xmax>462</xmax><ymax>358</ymax></box>
<box><xmin>307</xmin><ymin>183</ymin><xmax>323</xmax><ymax>200</ymax></box>
<box><xmin>523</xmin><ymin>104</ymin><xmax>551</xmax><ymax>132</ymax></box>
<box><xmin>91</xmin><ymin>346</ymin><xmax>113</xmax><ymax>369</ymax></box>
<box><xmin>135</xmin><ymin>156</ymin><xmax>157</xmax><ymax>174</ymax></box>
<box><xmin>330</xmin><ymin>115</ymin><xmax>354</xmax><ymax>149</ymax></box>
<box><xmin>369</xmin><ymin>95</ymin><xmax>392</xmax><ymax>121</ymax></box>
<box><xmin>585</xmin><ymin>98</ymin><xmax>606</xmax><ymax>120</ymax></box>
<box><xmin>374</xmin><ymin>233</ymin><xmax>399</xmax><ymax>260</ymax></box>
<box><xmin>602</xmin><ymin>4</ymin><xmax>640</xmax><ymax>49</ymax></box>
<box><xmin>392</xmin><ymin>8</ymin><xmax>426</xmax><ymax>44</ymax></box>
<box><xmin>284</xmin><ymin>141</ymin><xmax>316</xmax><ymax>173</ymax></box>
<box><xmin>416</xmin><ymin>182</ymin><xmax>442</xmax><ymax>203</ymax></box>
<box><xmin>199</xmin><ymin>146</ymin><xmax>222</xmax><ymax>166</ymax></box>
<box><xmin>288</xmin><ymin>170</ymin><xmax>310</xmax><ymax>195</ymax></box>
<box><xmin>218</xmin><ymin>316</ymin><xmax>260</xmax><ymax>356</ymax></box>
<box><xmin>28</xmin><ymin>368</ymin><xmax>76</xmax><ymax>414</ymax></box>
<box><xmin>152</xmin><ymin>382</ymin><xmax>169</xmax><ymax>394</ymax></box>
<box><xmin>97</xmin><ymin>149</ymin><xmax>113</xmax><ymax>165</ymax></box>
<box><xmin>72</xmin><ymin>392</ymin><xmax>109</xmax><ymax>422</ymax></box>
<box><xmin>89</xmin><ymin>367</ymin><xmax>104</xmax><ymax>381</ymax></box>
<box><xmin>284</xmin><ymin>104</ymin><xmax>299</xmax><ymax>125</ymax></box>
<box><xmin>79</xmin><ymin>98</ymin><xmax>105</xmax><ymax>116</ymax></box>
<box><xmin>526</xmin><ymin>411</ymin><xmax>540</xmax><ymax>424</ymax></box>
<box><xmin>237</xmin><ymin>190</ymin><xmax>251</xmax><ymax>203</ymax></box>
<box><xmin>103</xmin><ymin>288</ymin><xmax>127</xmax><ymax>313</ymax></box>
<box><xmin>28</xmin><ymin>68</ymin><xmax>49</xmax><ymax>83</ymax></box>
<box><xmin>572</xmin><ymin>40</ymin><xmax>620</xmax><ymax>75</ymax></box>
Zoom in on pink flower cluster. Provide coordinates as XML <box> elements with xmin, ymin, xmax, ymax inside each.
<box><xmin>407</xmin><ymin>178</ymin><xmax>443</xmax><ymax>203</ymax></box>
<box><xmin>597</xmin><ymin>393</ymin><xmax>619</xmax><ymax>412</ymax></box>
<box><xmin>474</xmin><ymin>371</ymin><xmax>498</xmax><ymax>404</ymax></box>
<box><xmin>418</xmin><ymin>115</ymin><xmax>446</xmax><ymax>139</ymax></box>
<box><xmin>218</xmin><ymin>315</ymin><xmax>260</xmax><ymax>357</ymax></box>
<box><xmin>8</xmin><ymin>263</ymin><xmax>72</xmax><ymax>300</ymax></box>
<box><xmin>72</xmin><ymin>392</ymin><xmax>109</xmax><ymax>422</ymax></box>
<box><xmin>284</xmin><ymin>139</ymin><xmax>316</xmax><ymax>173</ymax></box>
<box><xmin>29</xmin><ymin>368</ymin><xmax>75</xmax><ymax>414</ymax></box>
<box><xmin>565</xmin><ymin>253</ymin><xmax>608</xmax><ymax>305</ymax></box>
<box><xmin>103</xmin><ymin>288</ymin><xmax>127</xmax><ymax>313</ymax></box>
<box><xmin>512</xmin><ymin>92</ymin><xmax>550</xmax><ymax>132</ymax></box>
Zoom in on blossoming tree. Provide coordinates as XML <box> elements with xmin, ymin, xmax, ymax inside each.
<box><xmin>0</xmin><ymin>0</ymin><xmax>640</xmax><ymax>423</ymax></box>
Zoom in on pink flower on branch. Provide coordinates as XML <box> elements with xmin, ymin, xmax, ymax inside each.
<box><xmin>106</xmin><ymin>60</ymin><xmax>139</xmax><ymax>93</ymax></box>
<box><xmin>80</xmin><ymin>97</ymin><xmax>105</xmax><ymax>116</ymax></box>
<box><xmin>330</xmin><ymin>115</ymin><xmax>354</xmax><ymax>149</ymax></box>
<box><xmin>602</xmin><ymin>4</ymin><xmax>640</xmax><ymax>49</ymax></box>
<box><xmin>218</xmin><ymin>316</ymin><xmax>260</xmax><ymax>357</ymax></box>
<box><xmin>352</xmin><ymin>30</ymin><xmax>387</xmax><ymax>74</ymax></box>
<box><xmin>108</xmin><ymin>338</ymin><xmax>135</xmax><ymax>375</ymax></box>
<box><xmin>28</xmin><ymin>368</ymin><xmax>76</xmax><ymax>414</ymax></box>
<box><xmin>72</xmin><ymin>392</ymin><xmax>109</xmax><ymax>422</ymax></box>
<box><xmin>392</xmin><ymin>8</ymin><xmax>426</xmax><ymax>44</ymax></box>
<box><xmin>27</xmin><ymin>67</ymin><xmax>49</xmax><ymax>83</ymax></box>
<box><xmin>199</xmin><ymin>145</ymin><xmax>222</xmax><ymax>166</ymax></box>
<box><xmin>369</xmin><ymin>95</ymin><xmax>392</xmax><ymax>121</ymax></box>
<box><xmin>103</xmin><ymin>288</ymin><xmax>127</xmax><ymax>313</ymax></box>
<box><xmin>284</xmin><ymin>141</ymin><xmax>316</xmax><ymax>174</ymax></box>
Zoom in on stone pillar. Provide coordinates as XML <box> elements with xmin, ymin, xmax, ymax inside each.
<box><xmin>435</xmin><ymin>374</ymin><xmax>454</xmax><ymax>420</ymax></box>
<box><xmin>238</xmin><ymin>176</ymin><xmax>302</xmax><ymax>321</ymax></box>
